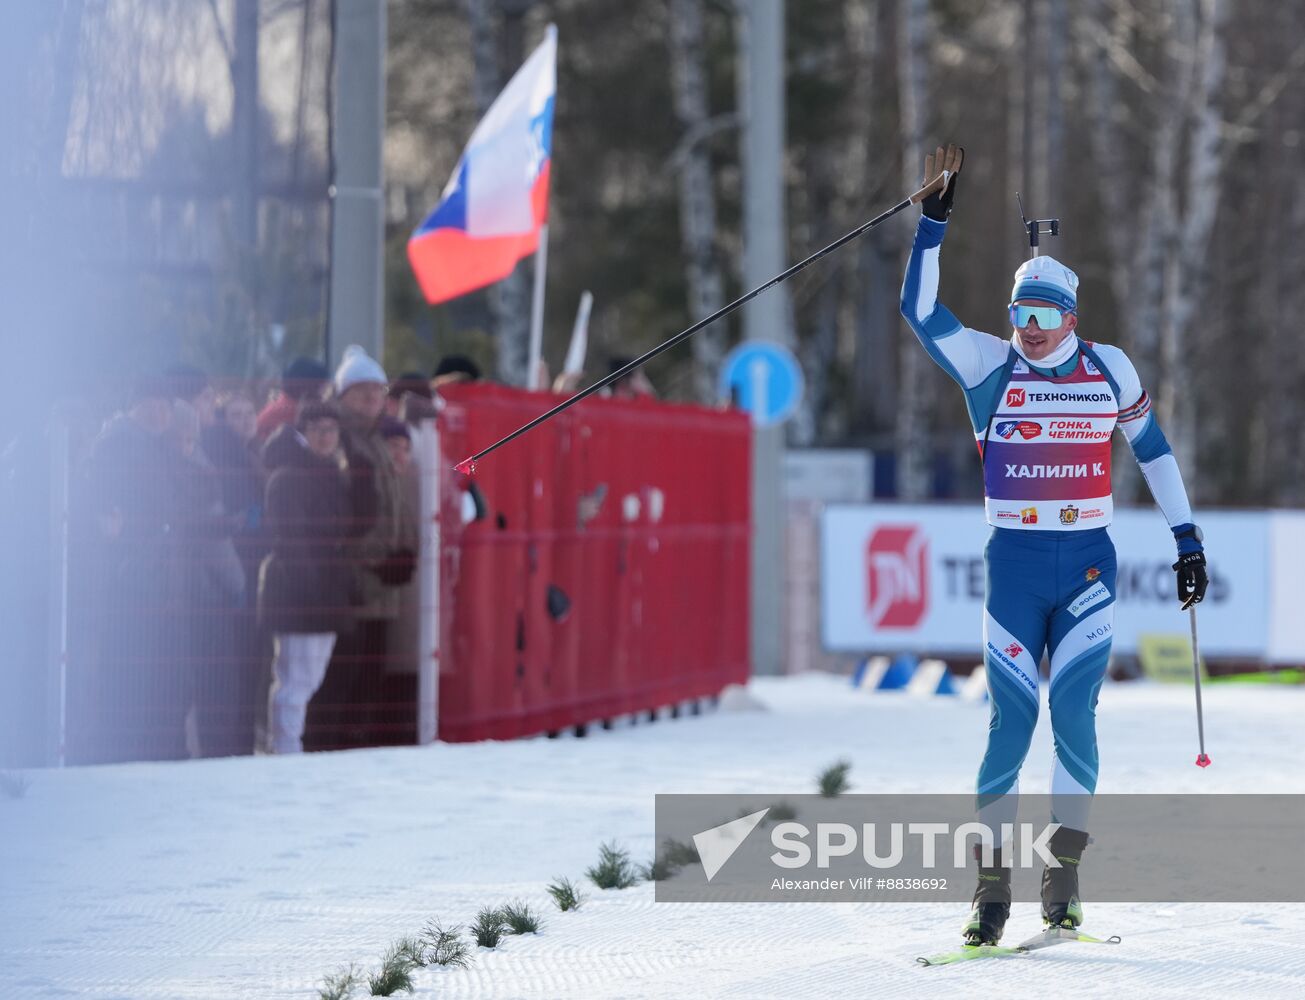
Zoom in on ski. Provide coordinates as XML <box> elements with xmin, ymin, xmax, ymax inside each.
<box><xmin>1016</xmin><ymin>926</ymin><xmax>1122</xmax><ymax>951</ymax></box>
<box><xmin>916</xmin><ymin>944</ymin><xmax>1026</xmax><ymax>967</ymax></box>
<box><xmin>917</xmin><ymin>928</ymin><xmax>1121</xmax><ymax>967</ymax></box>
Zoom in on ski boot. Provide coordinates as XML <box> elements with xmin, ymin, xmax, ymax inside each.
<box><xmin>1041</xmin><ymin>826</ymin><xmax>1090</xmax><ymax>929</ymax></box>
<box><xmin>962</xmin><ymin>845</ymin><xmax>1011</xmax><ymax>945</ymax></box>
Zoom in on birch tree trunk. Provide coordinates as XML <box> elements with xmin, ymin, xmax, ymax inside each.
<box><xmin>668</xmin><ymin>0</ymin><xmax>727</xmax><ymax>404</ymax></box>
<box><xmin>1284</xmin><ymin>160</ymin><xmax>1305</xmax><ymax>503</ymax></box>
<box><xmin>841</xmin><ymin>0</ymin><xmax>898</xmax><ymax>441</ymax></box>
<box><xmin>793</xmin><ymin>150</ymin><xmax>843</xmax><ymax>445</ymax></box>
<box><xmin>232</xmin><ymin>0</ymin><xmax>259</xmax><ymax>251</ymax></box>
<box><xmin>464</xmin><ymin>0</ymin><xmax>531</xmax><ymax>385</ymax></box>
<box><xmin>1158</xmin><ymin>0</ymin><xmax>1229</xmax><ymax>494</ymax></box>
<box><xmin>1082</xmin><ymin>0</ymin><xmax>1181</xmax><ymax>503</ymax></box>
<box><xmin>1005</xmin><ymin>2</ymin><xmax>1026</xmax><ymax>268</ymax></box>
<box><xmin>1043</xmin><ymin>0</ymin><xmax>1066</xmax><ymax>211</ymax></box>
<box><xmin>895</xmin><ymin>0</ymin><xmax>931</xmax><ymax>500</ymax></box>
<box><xmin>1082</xmin><ymin>0</ymin><xmax>1133</xmax><ymax>318</ymax></box>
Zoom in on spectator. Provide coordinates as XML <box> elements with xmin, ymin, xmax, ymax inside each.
<box><xmin>165</xmin><ymin>364</ymin><xmax>217</xmax><ymax>428</ymax></box>
<box><xmin>169</xmin><ymin>400</ymin><xmax>244</xmax><ymax>606</ymax></box>
<box><xmin>552</xmin><ymin>370</ymin><xmax>585</xmax><ymax>394</ymax></box>
<box><xmin>307</xmin><ymin>345</ymin><xmax>418</xmax><ymax>748</ymax></box>
<box><xmin>379</xmin><ymin>416</ymin><xmax>413</xmax><ymax>477</ymax></box>
<box><xmin>204</xmin><ymin>392</ymin><xmax>266</xmax><ymax>540</ymax></box>
<box><xmin>170</xmin><ymin>399</ymin><xmax>247</xmax><ymax>757</ymax></box>
<box><xmin>198</xmin><ymin>391</ymin><xmax>268</xmax><ymax>756</ymax></box>
<box><xmin>257</xmin><ymin>357</ymin><xmax>330</xmax><ymax>442</ymax></box>
<box><xmin>263</xmin><ymin>408</ymin><xmax>312</xmax><ymax>475</ymax></box>
<box><xmin>380</xmin><ymin>414</ymin><xmax>424</xmax><ymax>695</ymax></box>
<box><xmin>431</xmin><ymin>354</ymin><xmax>482</xmax><ymax>390</ymax></box>
<box><xmin>222</xmin><ymin>390</ymin><xmax>259</xmax><ymax>444</ymax></box>
<box><xmin>385</xmin><ymin>371</ymin><xmax>433</xmax><ymax>419</ymax></box>
<box><xmin>258</xmin><ymin>402</ymin><xmax>357</xmax><ymax>753</ymax></box>
<box><xmin>602</xmin><ymin>357</ymin><xmax>657</xmax><ymax>400</ymax></box>
<box><xmin>78</xmin><ymin>375</ymin><xmax>184</xmax><ymax>762</ymax></box>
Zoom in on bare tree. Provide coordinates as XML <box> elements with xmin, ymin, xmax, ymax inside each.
<box><xmin>895</xmin><ymin>0</ymin><xmax>931</xmax><ymax>499</ymax></box>
<box><xmin>1080</xmin><ymin>0</ymin><xmax>1226</xmax><ymax>498</ymax></box>
<box><xmin>1080</xmin><ymin>0</ymin><xmax>1186</xmax><ymax>501</ymax></box>
<box><xmin>464</xmin><ymin>0</ymin><xmax>531</xmax><ymax>386</ymax></box>
<box><xmin>841</xmin><ymin>0</ymin><xmax>899</xmax><ymax>444</ymax></box>
<box><xmin>667</xmin><ymin>0</ymin><xmax>728</xmax><ymax>404</ymax></box>
<box><xmin>231</xmin><ymin>0</ymin><xmax>259</xmax><ymax>249</ymax></box>
<box><xmin>1158</xmin><ymin>0</ymin><xmax>1229</xmax><ymax>491</ymax></box>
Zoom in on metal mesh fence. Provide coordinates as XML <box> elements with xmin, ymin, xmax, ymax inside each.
<box><xmin>60</xmin><ymin>382</ymin><xmax>426</xmax><ymax>764</ymax></box>
<box><xmin>2</xmin><ymin>0</ymin><xmax>340</xmax><ymax>765</ymax></box>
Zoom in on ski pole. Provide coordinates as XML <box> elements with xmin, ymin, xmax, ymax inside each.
<box><xmin>452</xmin><ymin>169</ymin><xmax>957</xmax><ymax>475</ymax></box>
<box><xmin>1190</xmin><ymin>606</ymin><xmax>1211</xmax><ymax>767</ymax></box>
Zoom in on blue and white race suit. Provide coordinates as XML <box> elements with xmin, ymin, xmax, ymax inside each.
<box><xmin>900</xmin><ymin>215</ymin><xmax>1196</xmax><ymax>809</ymax></box>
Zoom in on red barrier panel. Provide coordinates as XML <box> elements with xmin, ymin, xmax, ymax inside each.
<box><xmin>435</xmin><ymin>384</ymin><xmax>750</xmax><ymax>742</ymax></box>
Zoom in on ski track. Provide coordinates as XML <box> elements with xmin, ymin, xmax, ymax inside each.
<box><xmin>1</xmin><ymin>675</ymin><xmax>1302</xmax><ymax>999</ymax></box>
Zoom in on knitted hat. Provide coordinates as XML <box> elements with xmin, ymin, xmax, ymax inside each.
<box><xmin>296</xmin><ymin>400</ymin><xmax>340</xmax><ymax>429</ymax></box>
<box><xmin>388</xmin><ymin>371</ymin><xmax>433</xmax><ymax>401</ymax></box>
<box><xmin>333</xmin><ymin>344</ymin><xmax>387</xmax><ymax>395</ymax></box>
<box><xmin>1010</xmin><ymin>256</ymin><xmax>1079</xmax><ymax>313</ymax></box>
<box><xmin>432</xmin><ymin>355</ymin><xmax>482</xmax><ymax>381</ymax></box>
<box><xmin>282</xmin><ymin>356</ymin><xmax>330</xmax><ymax>399</ymax></box>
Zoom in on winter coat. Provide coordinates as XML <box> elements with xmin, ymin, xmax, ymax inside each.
<box><xmin>338</xmin><ymin>410</ymin><xmax>418</xmax><ymax>620</ymax></box>
<box><xmin>261</xmin><ymin>421</ymin><xmax>306</xmax><ymax>476</ymax></box>
<box><xmin>201</xmin><ymin>422</ymin><xmax>267</xmax><ymax>580</ymax></box>
<box><xmin>257</xmin><ymin>439</ymin><xmax>358</xmax><ymax>635</ymax></box>
<box><xmin>201</xmin><ymin>422</ymin><xmax>264</xmax><ymax>526</ymax></box>
<box><xmin>80</xmin><ymin>413</ymin><xmax>183</xmax><ymax>610</ymax></box>
<box><xmin>171</xmin><ymin>446</ymin><xmax>246</xmax><ymax>610</ymax></box>
<box><xmin>82</xmin><ymin>414</ymin><xmax>178</xmax><ymax>548</ymax></box>
<box><xmin>256</xmin><ymin>393</ymin><xmax>298</xmax><ymax>442</ymax></box>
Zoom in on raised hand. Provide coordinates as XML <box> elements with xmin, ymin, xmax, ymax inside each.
<box><xmin>922</xmin><ymin>143</ymin><xmax>964</xmax><ymax>221</ymax></box>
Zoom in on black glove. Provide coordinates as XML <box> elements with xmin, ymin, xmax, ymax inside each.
<box><xmin>921</xmin><ymin>143</ymin><xmax>964</xmax><ymax>221</ymax></box>
<box><xmin>374</xmin><ymin>547</ymin><xmax>417</xmax><ymax>586</ymax></box>
<box><xmin>1172</xmin><ymin>551</ymin><xmax>1208</xmax><ymax>609</ymax></box>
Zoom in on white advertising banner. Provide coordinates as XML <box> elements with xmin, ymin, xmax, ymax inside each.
<box><xmin>1267</xmin><ymin>511</ymin><xmax>1305</xmax><ymax>662</ymax></box>
<box><xmin>821</xmin><ymin>504</ymin><xmax>1271</xmax><ymax>659</ymax></box>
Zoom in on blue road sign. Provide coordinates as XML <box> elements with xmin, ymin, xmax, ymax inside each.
<box><xmin>719</xmin><ymin>341</ymin><xmax>805</xmax><ymax>427</ymax></box>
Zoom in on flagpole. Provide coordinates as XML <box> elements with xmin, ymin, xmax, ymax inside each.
<box><xmin>526</xmin><ymin>223</ymin><xmax>549</xmax><ymax>389</ymax></box>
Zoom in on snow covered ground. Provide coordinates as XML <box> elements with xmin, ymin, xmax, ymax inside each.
<box><xmin>3</xmin><ymin>673</ymin><xmax>1303</xmax><ymax>1000</ymax></box>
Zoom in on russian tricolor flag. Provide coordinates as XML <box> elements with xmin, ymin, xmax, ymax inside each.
<box><xmin>408</xmin><ymin>26</ymin><xmax>556</xmax><ymax>305</ymax></box>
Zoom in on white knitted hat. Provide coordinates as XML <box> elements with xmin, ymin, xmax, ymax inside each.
<box><xmin>1010</xmin><ymin>256</ymin><xmax>1079</xmax><ymax>312</ymax></box>
<box><xmin>333</xmin><ymin>344</ymin><xmax>387</xmax><ymax>395</ymax></box>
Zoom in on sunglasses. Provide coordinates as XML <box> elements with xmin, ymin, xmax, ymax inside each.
<box><xmin>1009</xmin><ymin>304</ymin><xmax>1069</xmax><ymax>329</ymax></box>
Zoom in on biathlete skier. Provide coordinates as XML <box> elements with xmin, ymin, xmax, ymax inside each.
<box><xmin>899</xmin><ymin>145</ymin><xmax>1209</xmax><ymax>946</ymax></box>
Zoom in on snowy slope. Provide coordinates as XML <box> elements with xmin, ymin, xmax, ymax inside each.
<box><xmin>2</xmin><ymin>674</ymin><xmax>1303</xmax><ymax>999</ymax></box>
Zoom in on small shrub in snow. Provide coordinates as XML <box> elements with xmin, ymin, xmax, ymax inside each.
<box><xmin>367</xmin><ymin>942</ymin><xmax>416</xmax><ymax>996</ymax></box>
<box><xmin>500</xmin><ymin>899</ymin><xmax>543</xmax><ymax>934</ymax></box>
<box><xmin>389</xmin><ymin>936</ymin><xmax>427</xmax><ymax>967</ymax></box>
<box><xmin>640</xmin><ymin>837</ymin><xmax>702</xmax><ymax>881</ymax></box>
<box><xmin>471</xmin><ymin>906</ymin><xmax>508</xmax><ymax>948</ymax></box>
<box><xmin>419</xmin><ymin>921</ymin><xmax>472</xmax><ymax>968</ymax></box>
<box><xmin>640</xmin><ymin>854</ymin><xmax>678</xmax><ymax>881</ymax></box>
<box><xmin>586</xmin><ymin>841</ymin><xmax>640</xmax><ymax>890</ymax></box>
<box><xmin>546</xmin><ymin>876</ymin><xmax>585</xmax><ymax>912</ymax></box>
<box><xmin>659</xmin><ymin>838</ymin><xmax>700</xmax><ymax>867</ymax></box>
<box><xmin>317</xmin><ymin>963</ymin><xmax>360</xmax><ymax>1000</ymax></box>
<box><xmin>768</xmin><ymin>801</ymin><xmax>798</xmax><ymax>823</ymax></box>
<box><xmin>817</xmin><ymin>759</ymin><xmax>852</xmax><ymax>798</ymax></box>
<box><xmin>0</xmin><ymin>771</ymin><xmax>31</xmax><ymax>800</ymax></box>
